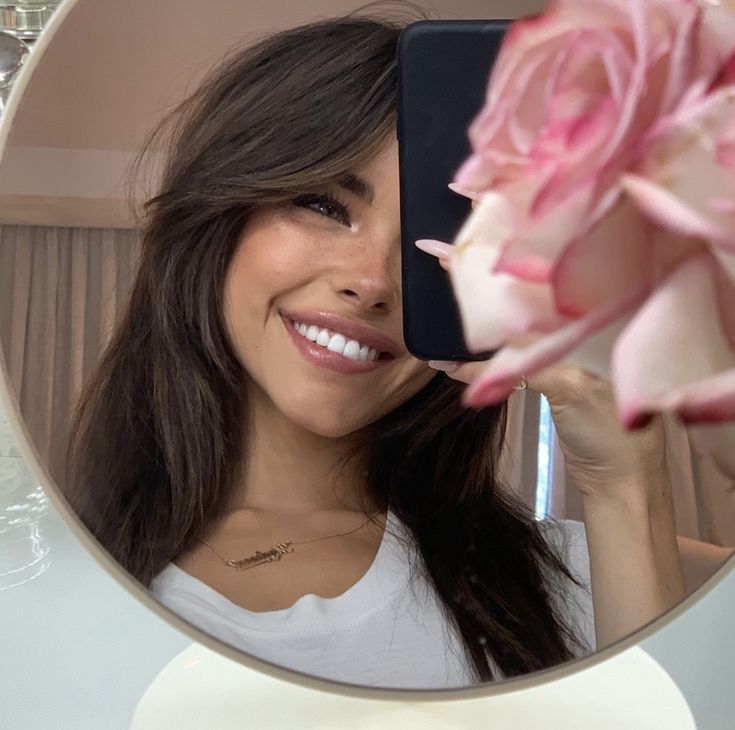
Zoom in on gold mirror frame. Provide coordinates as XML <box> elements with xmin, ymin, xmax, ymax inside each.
<box><xmin>1</xmin><ymin>0</ymin><xmax>732</xmax><ymax>702</ymax></box>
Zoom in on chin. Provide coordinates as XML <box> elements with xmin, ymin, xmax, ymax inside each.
<box><xmin>291</xmin><ymin>409</ymin><xmax>373</xmax><ymax>439</ymax></box>
<box><xmin>273</xmin><ymin>392</ymin><xmax>374</xmax><ymax>439</ymax></box>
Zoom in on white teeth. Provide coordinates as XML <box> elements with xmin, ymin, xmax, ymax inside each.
<box><xmin>343</xmin><ymin>340</ymin><xmax>361</xmax><ymax>360</ymax></box>
<box><xmin>327</xmin><ymin>333</ymin><xmax>346</xmax><ymax>353</ymax></box>
<box><xmin>316</xmin><ymin>329</ymin><xmax>331</xmax><ymax>346</ymax></box>
<box><xmin>291</xmin><ymin>319</ymin><xmax>381</xmax><ymax>363</ymax></box>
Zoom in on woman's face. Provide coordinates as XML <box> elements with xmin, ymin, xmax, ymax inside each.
<box><xmin>224</xmin><ymin>136</ymin><xmax>437</xmax><ymax>438</ymax></box>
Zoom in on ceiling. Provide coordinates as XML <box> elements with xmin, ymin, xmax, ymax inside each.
<box><xmin>0</xmin><ymin>0</ymin><xmax>544</xmax><ymax>226</ymax></box>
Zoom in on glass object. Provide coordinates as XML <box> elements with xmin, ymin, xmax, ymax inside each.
<box><xmin>0</xmin><ymin>30</ymin><xmax>29</xmax><ymax>110</ymax></box>
<box><xmin>0</xmin><ymin>2</ymin><xmax>61</xmax><ymax>40</ymax></box>
<box><xmin>0</xmin><ymin>405</ymin><xmax>50</xmax><ymax>589</ymax></box>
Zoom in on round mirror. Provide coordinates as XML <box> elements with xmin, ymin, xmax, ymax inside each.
<box><xmin>1</xmin><ymin>0</ymin><xmax>734</xmax><ymax>695</ymax></box>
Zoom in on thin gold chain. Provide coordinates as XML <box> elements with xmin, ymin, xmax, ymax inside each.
<box><xmin>198</xmin><ymin>509</ymin><xmax>383</xmax><ymax>565</ymax></box>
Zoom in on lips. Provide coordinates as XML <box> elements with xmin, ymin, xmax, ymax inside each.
<box><xmin>280</xmin><ymin>310</ymin><xmax>401</xmax><ymax>358</ymax></box>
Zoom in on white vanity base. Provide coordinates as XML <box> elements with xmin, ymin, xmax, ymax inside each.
<box><xmin>131</xmin><ymin>644</ymin><xmax>695</xmax><ymax>730</ymax></box>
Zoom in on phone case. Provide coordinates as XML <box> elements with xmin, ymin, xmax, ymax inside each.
<box><xmin>397</xmin><ymin>19</ymin><xmax>508</xmax><ymax>361</ymax></box>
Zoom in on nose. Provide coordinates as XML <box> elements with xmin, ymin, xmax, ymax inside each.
<box><xmin>331</xmin><ymin>236</ymin><xmax>401</xmax><ymax>313</ymax></box>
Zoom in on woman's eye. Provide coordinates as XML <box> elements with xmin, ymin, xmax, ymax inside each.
<box><xmin>294</xmin><ymin>194</ymin><xmax>351</xmax><ymax>227</ymax></box>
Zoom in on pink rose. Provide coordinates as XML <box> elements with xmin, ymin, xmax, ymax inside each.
<box><xmin>448</xmin><ymin>0</ymin><xmax>735</xmax><ymax>477</ymax></box>
<box><xmin>456</xmin><ymin>0</ymin><xmax>732</xmax><ymax>212</ymax></box>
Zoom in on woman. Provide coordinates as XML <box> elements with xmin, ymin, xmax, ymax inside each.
<box><xmin>66</xmin><ymin>15</ymin><xmax>684</xmax><ymax>689</ymax></box>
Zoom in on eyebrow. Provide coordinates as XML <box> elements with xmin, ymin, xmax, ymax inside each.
<box><xmin>337</xmin><ymin>173</ymin><xmax>374</xmax><ymax>205</ymax></box>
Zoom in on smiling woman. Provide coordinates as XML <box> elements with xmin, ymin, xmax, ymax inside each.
<box><xmin>58</xmin><ymin>12</ymin><xmax>688</xmax><ymax>691</ymax></box>
<box><xmin>221</xmin><ymin>139</ymin><xmax>433</xmax><ymax>440</ymax></box>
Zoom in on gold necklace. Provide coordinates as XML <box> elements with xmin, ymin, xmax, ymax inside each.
<box><xmin>197</xmin><ymin>510</ymin><xmax>383</xmax><ymax>572</ymax></box>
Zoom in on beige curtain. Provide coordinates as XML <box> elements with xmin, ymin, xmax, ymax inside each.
<box><xmin>544</xmin><ymin>412</ymin><xmax>735</xmax><ymax>547</ymax></box>
<box><xmin>0</xmin><ymin>225</ymin><xmax>140</xmax><ymax>488</ymax></box>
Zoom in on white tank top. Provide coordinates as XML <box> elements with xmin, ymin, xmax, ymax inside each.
<box><xmin>150</xmin><ymin>512</ymin><xmax>595</xmax><ymax>689</ymax></box>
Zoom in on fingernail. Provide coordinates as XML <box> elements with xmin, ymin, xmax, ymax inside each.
<box><xmin>415</xmin><ymin>239</ymin><xmax>452</xmax><ymax>259</ymax></box>
<box><xmin>448</xmin><ymin>183</ymin><xmax>483</xmax><ymax>201</ymax></box>
<box><xmin>428</xmin><ymin>360</ymin><xmax>460</xmax><ymax>373</ymax></box>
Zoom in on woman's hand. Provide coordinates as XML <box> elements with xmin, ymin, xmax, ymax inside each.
<box><xmin>417</xmin><ymin>236</ymin><xmax>668</xmax><ymax>503</ymax></box>
<box><xmin>420</xmin><ymin>237</ymin><xmax>685</xmax><ymax>648</ymax></box>
<box><xmin>430</xmin><ymin>358</ymin><xmax>668</xmax><ymax>502</ymax></box>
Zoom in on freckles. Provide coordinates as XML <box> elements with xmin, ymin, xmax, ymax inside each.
<box><xmin>254</xmin><ymin>222</ymin><xmax>323</xmax><ymax>271</ymax></box>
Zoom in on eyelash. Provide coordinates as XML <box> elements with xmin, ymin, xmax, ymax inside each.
<box><xmin>294</xmin><ymin>193</ymin><xmax>352</xmax><ymax>227</ymax></box>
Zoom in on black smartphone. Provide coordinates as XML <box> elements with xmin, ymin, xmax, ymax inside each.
<box><xmin>397</xmin><ymin>19</ymin><xmax>509</xmax><ymax>361</ymax></box>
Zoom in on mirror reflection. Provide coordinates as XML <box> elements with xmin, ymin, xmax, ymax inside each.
<box><xmin>0</xmin><ymin>0</ymin><xmax>733</xmax><ymax>690</ymax></box>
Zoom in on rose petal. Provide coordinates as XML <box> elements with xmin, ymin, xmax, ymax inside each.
<box><xmin>716</xmin><ymin>133</ymin><xmax>735</xmax><ymax>169</ymax></box>
<box><xmin>663</xmin><ymin>370</ymin><xmax>735</xmax><ymax>424</ymax></box>
<box><xmin>712</xmin><ymin>251</ymin><xmax>735</xmax><ymax>350</ymax></box>
<box><xmin>482</xmin><ymin>0</ymin><xmax>630</xmax><ymax>114</ymax></box>
<box><xmin>622</xmin><ymin>173</ymin><xmax>735</xmax><ymax>250</ymax></box>
<box><xmin>552</xmin><ymin>198</ymin><xmax>654</xmax><ymax>317</ymax></box>
<box><xmin>709</xmin><ymin>197</ymin><xmax>735</xmax><ymax>214</ymax></box>
<box><xmin>612</xmin><ymin>252</ymin><xmax>735</xmax><ymax>428</ymax></box>
<box><xmin>711</xmin><ymin>50</ymin><xmax>735</xmax><ymax>90</ymax></box>
<box><xmin>461</xmin><ymin>0</ymin><xmax>642</xmax><ymax>190</ymax></box>
<box><xmin>623</xmin><ymin>87</ymin><xmax>735</xmax><ymax>250</ymax></box>
<box><xmin>462</xmin><ymin>282</ymin><xmax>647</xmax><ymax>408</ymax></box>
<box><xmin>450</xmin><ymin>192</ymin><xmax>568</xmax><ymax>352</ymax></box>
<box><xmin>659</xmin><ymin>4</ymin><xmax>701</xmax><ymax>112</ymax></box>
<box><xmin>712</xmin><ymin>247</ymin><xmax>735</xmax><ymax>289</ymax></box>
<box><xmin>702</xmin><ymin>0</ymin><xmax>735</xmax><ymax>78</ymax></box>
<box><xmin>494</xmin><ymin>180</ymin><xmax>598</xmax><ymax>283</ymax></box>
<box><xmin>593</xmin><ymin>1</ymin><xmax>651</xmax><ymax>169</ymax></box>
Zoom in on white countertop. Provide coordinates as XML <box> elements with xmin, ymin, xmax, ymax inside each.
<box><xmin>0</xmin><ymin>509</ymin><xmax>189</xmax><ymax>730</ymax></box>
<box><xmin>3</xmin><ymin>496</ymin><xmax>735</xmax><ymax>729</ymax></box>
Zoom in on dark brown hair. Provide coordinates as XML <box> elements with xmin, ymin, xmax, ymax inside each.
<box><xmin>67</xmin><ymin>14</ymin><xmax>582</xmax><ymax>683</ymax></box>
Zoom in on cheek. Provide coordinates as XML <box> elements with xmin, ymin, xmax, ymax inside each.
<box><xmin>223</xmin><ymin>220</ymin><xmax>319</xmax><ymax>338</ymax></box>
<box><xmin>227</xmin><ymin>222</ymin><xmax>314</xmax><ymax>294</ymax></box>
<box><xmin>379</xmin><ymin>360</ymin><xmax>438</xmax><ymax>415</ymax></box>
<box><xmin>285</xmin><ymin>364</ymin><xmax>438</xmax><ymax>439</ymax></box>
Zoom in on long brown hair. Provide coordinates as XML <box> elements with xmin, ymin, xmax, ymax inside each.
<box><xmin>67</xmin><ymin>14</ymin><xmax>582</xmax><ymax>682</ymax></box>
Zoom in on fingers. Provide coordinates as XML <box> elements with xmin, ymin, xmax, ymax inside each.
<box><xmin>428</xmin><ymin>354</ymin><xmax>608</xmax><ymax>400</ymax></box>
<box><xmin>428</xmin><ymin>359</ymin><xmax>487</xmax><ymax>385</ymax></box>
<box><xmin>414</xmin><ymin>185</ymin><xmax>486</xmax><ymax>264</ymax></box>
<box><xmin>526</xmin><ymin>363</ymin><xmax>610</xmax><ymax>404</ymax></box>
<box><xmin>414</xmin><ymin>184</ymin><xmax>486</xmax><ymax>269</ymax></box>
<box><xmin>428</xmin><ymin>357</ymin><xmax>601</xmax><ymax>400</ymax></box>
<box><xmin>415</xmin><ymin>239</ymin><xmax>451</xmax><ymax>271</ymax></box>
<box><xmin>448</xmin><ymin>182</ymin><xmax>483</xmax><ymax>210</ymax></box>
<box><xmin>415</xmin><ymin>239</ymin><xmax>451</xmax><ymax>260</ymax></box>
<box><xmin>447</xmin><ymin>183</ymin><xmax>483</xmax><ymax>201</ymax></box>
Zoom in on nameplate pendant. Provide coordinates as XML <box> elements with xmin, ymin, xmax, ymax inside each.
<box><xmin>224</xmin><ymin>542</ymin><xmax>295</xmax><ymax>571</ymax></box>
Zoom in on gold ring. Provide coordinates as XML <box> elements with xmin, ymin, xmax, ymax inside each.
<box><xmin>513</xmin><ymin>376</ymin><xmax>528</xmax><ymax>391</ymax></box>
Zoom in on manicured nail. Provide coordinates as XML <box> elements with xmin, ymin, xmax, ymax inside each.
<box><xmin>415</xmin><ymin>239</ymin><xmax>452</xmax><ymax>259</ymax></box>
<box><xmin>428</xmin><ymin>360</ymin><xmax>460</xmax><ymax>373</ymax></box>
<box><xmin>447</xmin><ymin>183</ymin><xmax>483</xmax><ymax>201</ymax></box>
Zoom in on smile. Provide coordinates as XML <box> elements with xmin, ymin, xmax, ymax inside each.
<box><xmin>281</xmin><ymin>314</ymin><xmax>396</xmax><ymax>375</ymax></box>
<box><xmin>290</xmin><ymin>319</ymin><xmax>380</xmax><ymax>363</ymax></box>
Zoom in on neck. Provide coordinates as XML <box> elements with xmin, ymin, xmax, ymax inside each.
<box><xmin>228</xmin><ymin>386</ymin><xmax>372</xmax><ymax>516</ymax></box>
